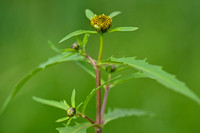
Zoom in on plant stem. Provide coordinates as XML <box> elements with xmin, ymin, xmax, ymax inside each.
<box><xmin>98</xmin><ymin>34</ymin><xmax>104</xmax><ymax>61</ymax></box>
<box><xmin>85</xmin><ymin>34</ymin><xmax>104</xmax><ymax>133</ymax></box>
<box><xmin>77</xmin><ymin>114</ymin><xmax>95</xmax><ymax>124</ymax></box>
<box><xmin>85</xmin><ymin>54</ymin><xmax>97</xmax><ymax>69</ymax></box>
<box><xmin>95</xmin><ymin>68</ymin><xmax>101</xmax><ymax>130</ymax></box>
<box><xmin>95</xmin><ymin>33</ymin><xmax>104</xmax><ymax>133</ymax></box>
<box><xmin>101</xmin><ymin>73</ymin><xmax>111</xmax><ymax>123</ymax></box>
<box><xmin>84</xmin><ymin>115</ymin><xmax>95</xmax><ymax>124</ymax></box>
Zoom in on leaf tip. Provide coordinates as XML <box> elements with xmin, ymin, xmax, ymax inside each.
<box><xmin>32</xmin><ymin>96</ymin><xmax>38</xmax><ymax>101</ymax></box>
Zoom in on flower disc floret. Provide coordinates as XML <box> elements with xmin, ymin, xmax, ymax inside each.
<box><xmin>90</xmin><ymin>14</ymin><xmax>112</xmax><ymax>33</ymax></box>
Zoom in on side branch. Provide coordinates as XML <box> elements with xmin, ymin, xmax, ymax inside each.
<box><xmin>85</xmin><ymin>54</ymin><xmax>97</xmax><ymax>69</ymax></box>
<box><xmin>101</xmin><ymin>74</ymin><xmax>111</xmax><ymax>123</ymax></box>
<box><xmin>77</xmin><ymin>114</ymin><xmax>95</xmax><ymax>124</ymax></box>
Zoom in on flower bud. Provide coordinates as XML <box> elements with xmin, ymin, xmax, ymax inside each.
<box><xmin>90</xmin><ymin>14</ymin><xmax>112</xmax><ymax>33</ymax></box>
<box><xmin>67</xmin><ymin>107</ymin><xmax>76</xmax><ymax>117</ymax></box>
<box><xmin>105</xmin><ymin>64</ymin><xmax>116</xmax><ymax>73</ymax></box>
<box><xmin>71</xmin><ymin>42</ymin><xmax>79</xmax><ymax>50</ymax></box>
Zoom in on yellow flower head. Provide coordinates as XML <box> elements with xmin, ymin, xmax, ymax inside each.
<box><xmin>90</xmin><ymin>14</ymin><xmax>112</xmax><ymax>33</ymax></box>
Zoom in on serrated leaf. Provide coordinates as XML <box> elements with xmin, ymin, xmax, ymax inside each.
<box><xmin>71</xmin><ymin>89</ymin><xmax>76</xmax><ymax>107</ymax></box>
<box><xmin>85</xmin><ymin>9</ymin><xmax>95</xmax><ymax>20</ymax></box>
<box><xmin>103</xmin><ymin>108</ymin><xmax>154</xmax><ymax>125</ymax></box>
<box><xmin>59</xmin><ymin>30</ymin><xmax>97</xmax><ymax>43</ymax></box>
<box><xmin>111</xmin><ymin>72</ymin><xmax>148</xmax><ymax>87</ymax></box>
<box><xmin>56</xmin><ymin>117</ymin><xmax>69</xmax><ymax>123</ymax></box>
<box><xmin>109</xmin><ymin>27</ymin><xmax>138</xmax><ymax>33</ymax></box>
<box><xmin>1</xmin><ymin>52</ymin><xmax>86</xmax><ymax>114</ymax></box>
<box><xmin>33</xmin><ymin>97</ymin><xmax>68</xmax><ymax>111</ymax></box>
<box><xmin>82</xmin><ymin>75</ymin><xmax>121</xmax><ymax>115</ymax></box>
<box><xmin>101</xmin><ymin>57</ymin><xmax>200</xmax><ymax>104</ymax></box>
<box><xmin>109</xmin><ymin>11</ymin><xmax>121</xmax><ymax>18</ymax></box>
<box><xmin>113</xmin><ymin>65</ymin><xmax>130</xmax><ymax>73</ymax></box>
<box><xmin>75</xmin><ymin>61</ymin><xmax>105</xmax><ymax>83</ymax></box>
<box><xmin>57</xmin><ymin>122</ymin><xmax>92</xmax><ymax>133</ymax></box>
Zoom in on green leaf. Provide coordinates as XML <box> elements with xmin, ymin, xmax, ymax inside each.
<box><xmin>48</xmin><ymin>41</ymin><xmax>60</xmax><ymax>53</ymax></box>
<box><xmin>109</xmin><ymin>11</ymin><xmax>121</xmax><ymax>18</ymax></box>
<box><xmin>56</xmin><ymin>117</ymin><xmax>69</xmax><ymax>123</ymax></box>
<box><xmin>76</xmin><ymin>102</ymin><xmax>83</xmax><ymax>111</ymax></box>
<box><xmin>109</xmin><ymin>27</ymin><xmax>138</xmax><ymax>33</ymax></box>
<box><xmin>113</xmin><ymin>65</ymin><xmax>130</xmax><ymax>73</ymax></box>
<box><xmin>61</xmin><ymin>48</ymin><xmax>77</xmax><ymax>52</ymax></box>
<box><xmin>63</xmin><ymin>100</ymin><xmax>70</xmax><ymax>109</ymax></box>
<box><xmin>76</xmin><ymin>61</ymin><xmax>95</xmax><ymax>78</ymax></box>
<box><xmin>59</xmin><ymin>30</ymin><xmax>97</xmax><ymax>43</ymax></box>
<box><xmin>111</xmin><ymin>72</ymin><xmax>148</xmax><ymax>87</ymax></box>
<box><xmin>81</xmin><ymin>34</ymin><xmax>89</xmax><ymax>48</ymax></box>
<box><xmin>67</xmin><ymin>117</ymin><xmax>73</xmax><ymax>126</ymax></box>
<box><xmin>75</xmin><ymin>61</ymin><xmax>105</xmax><ymax>83</ymax></box>
<box><xmin>71</xmin><ymin>89</ymin><xmax>76</xmax><ymax>107</ymax></box>
<box><xmin>39</xmin><ymin>53</ymin><xmax>85</xmax><ymax>69</ymax></box>
<box><xmin>103</xmin><ymin>108</ymin><xmax>154</xmax><ymax>125</ymax></box>
<box><xmin>33</xmin><ymin>97</ymin><xmax>68</xmax><ymax>111</ymax></box>
<box><xmin>82</xmin><ymin>75</ymin><xmax>121</xmax><ymax>115</ymax></box>
<box><xmin>1</xmin><ymin>52</ymin><xmax>86</xmax><ymax>114</ymax></box>
<box><xmin>85</xmin><ymin>9</ymin><xmax>95</xmax><ymax>20</ymax></box>
<box><xmin>57</xmin><ymin>122</ymin><xmax>92</xmax><ymax>133</ymax></box>
<box><xmin>76</xmin><ymin>36</ymin><xmax>82</xmax><ymax>46</ymax></box>
<box><xmin>101</xmin><ymin>57</ymin><xmax>200</xmax><ymax>104</ymax></box>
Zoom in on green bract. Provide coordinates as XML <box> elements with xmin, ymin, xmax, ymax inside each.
<box><xmin>33</xmin><ymin>89</ymin><xmax>83</xmax><ymax>125</ymax></box>
<box><xmin>109</xmin><ymin>11</ymin><xmax>121</xmax><ymax>18</ymax></box>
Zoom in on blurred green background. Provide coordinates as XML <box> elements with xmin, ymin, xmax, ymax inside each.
<box><xmin>1</xmin><ymin>0</ymin><xmax>200</xmax><ymax>133</ymax></box>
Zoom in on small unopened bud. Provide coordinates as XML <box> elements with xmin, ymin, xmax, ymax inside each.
<box><xmin>71</xmin><ymin>42</ymin><xmax>79</xmax><ymax>50</ymax></box>
<box><xmin>67</xmin><ymin>107</ymin><xmax>76</xmax><ymax>117</ymax></box>
<box><xmin>105</xmin><ymin>64</ymin><xmax>116</xmax><ymax>73</ymax></box>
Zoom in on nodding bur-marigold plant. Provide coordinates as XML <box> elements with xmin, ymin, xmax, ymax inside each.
<box><xmin>1</xmin><ymin>9</ymin><xmax>200</xmax><ymax>133</ymax></box>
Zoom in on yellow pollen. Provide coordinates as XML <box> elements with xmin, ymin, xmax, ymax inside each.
<box><xmin>90</xmin><ymin>14</ymin><xmax>112</xmax><ymax>33</ymax></box>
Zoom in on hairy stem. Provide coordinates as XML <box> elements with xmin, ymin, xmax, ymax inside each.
<box><xmin>101</xmin><ymin>73</ymin><xmax>111</xmax><ymax>123</ymax></box>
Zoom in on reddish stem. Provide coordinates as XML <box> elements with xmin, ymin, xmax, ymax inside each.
<box><xmin>95</xmin><ymin>68</ymin><xmax>101</xmax><ymax>133</ymax></box>
<box><xmin>101</xmin><ymin>74</ymin><xmax>111</xmax><ymax>123</ymax></box>
<box><xmin>85</xmin><ymin>54</ymin><xmax>102</xmax><ymax>133</ymax></box>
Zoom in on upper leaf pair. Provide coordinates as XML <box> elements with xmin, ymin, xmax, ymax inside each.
<box><xmin>59</xmin><ymin>9</ymin><xmax>138</xmax><ymax>43</ymax></box>
<box><xmin>85</xmin><ymin>9</ymin><xmax>121</xmax><ymax>20</ymax></box>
